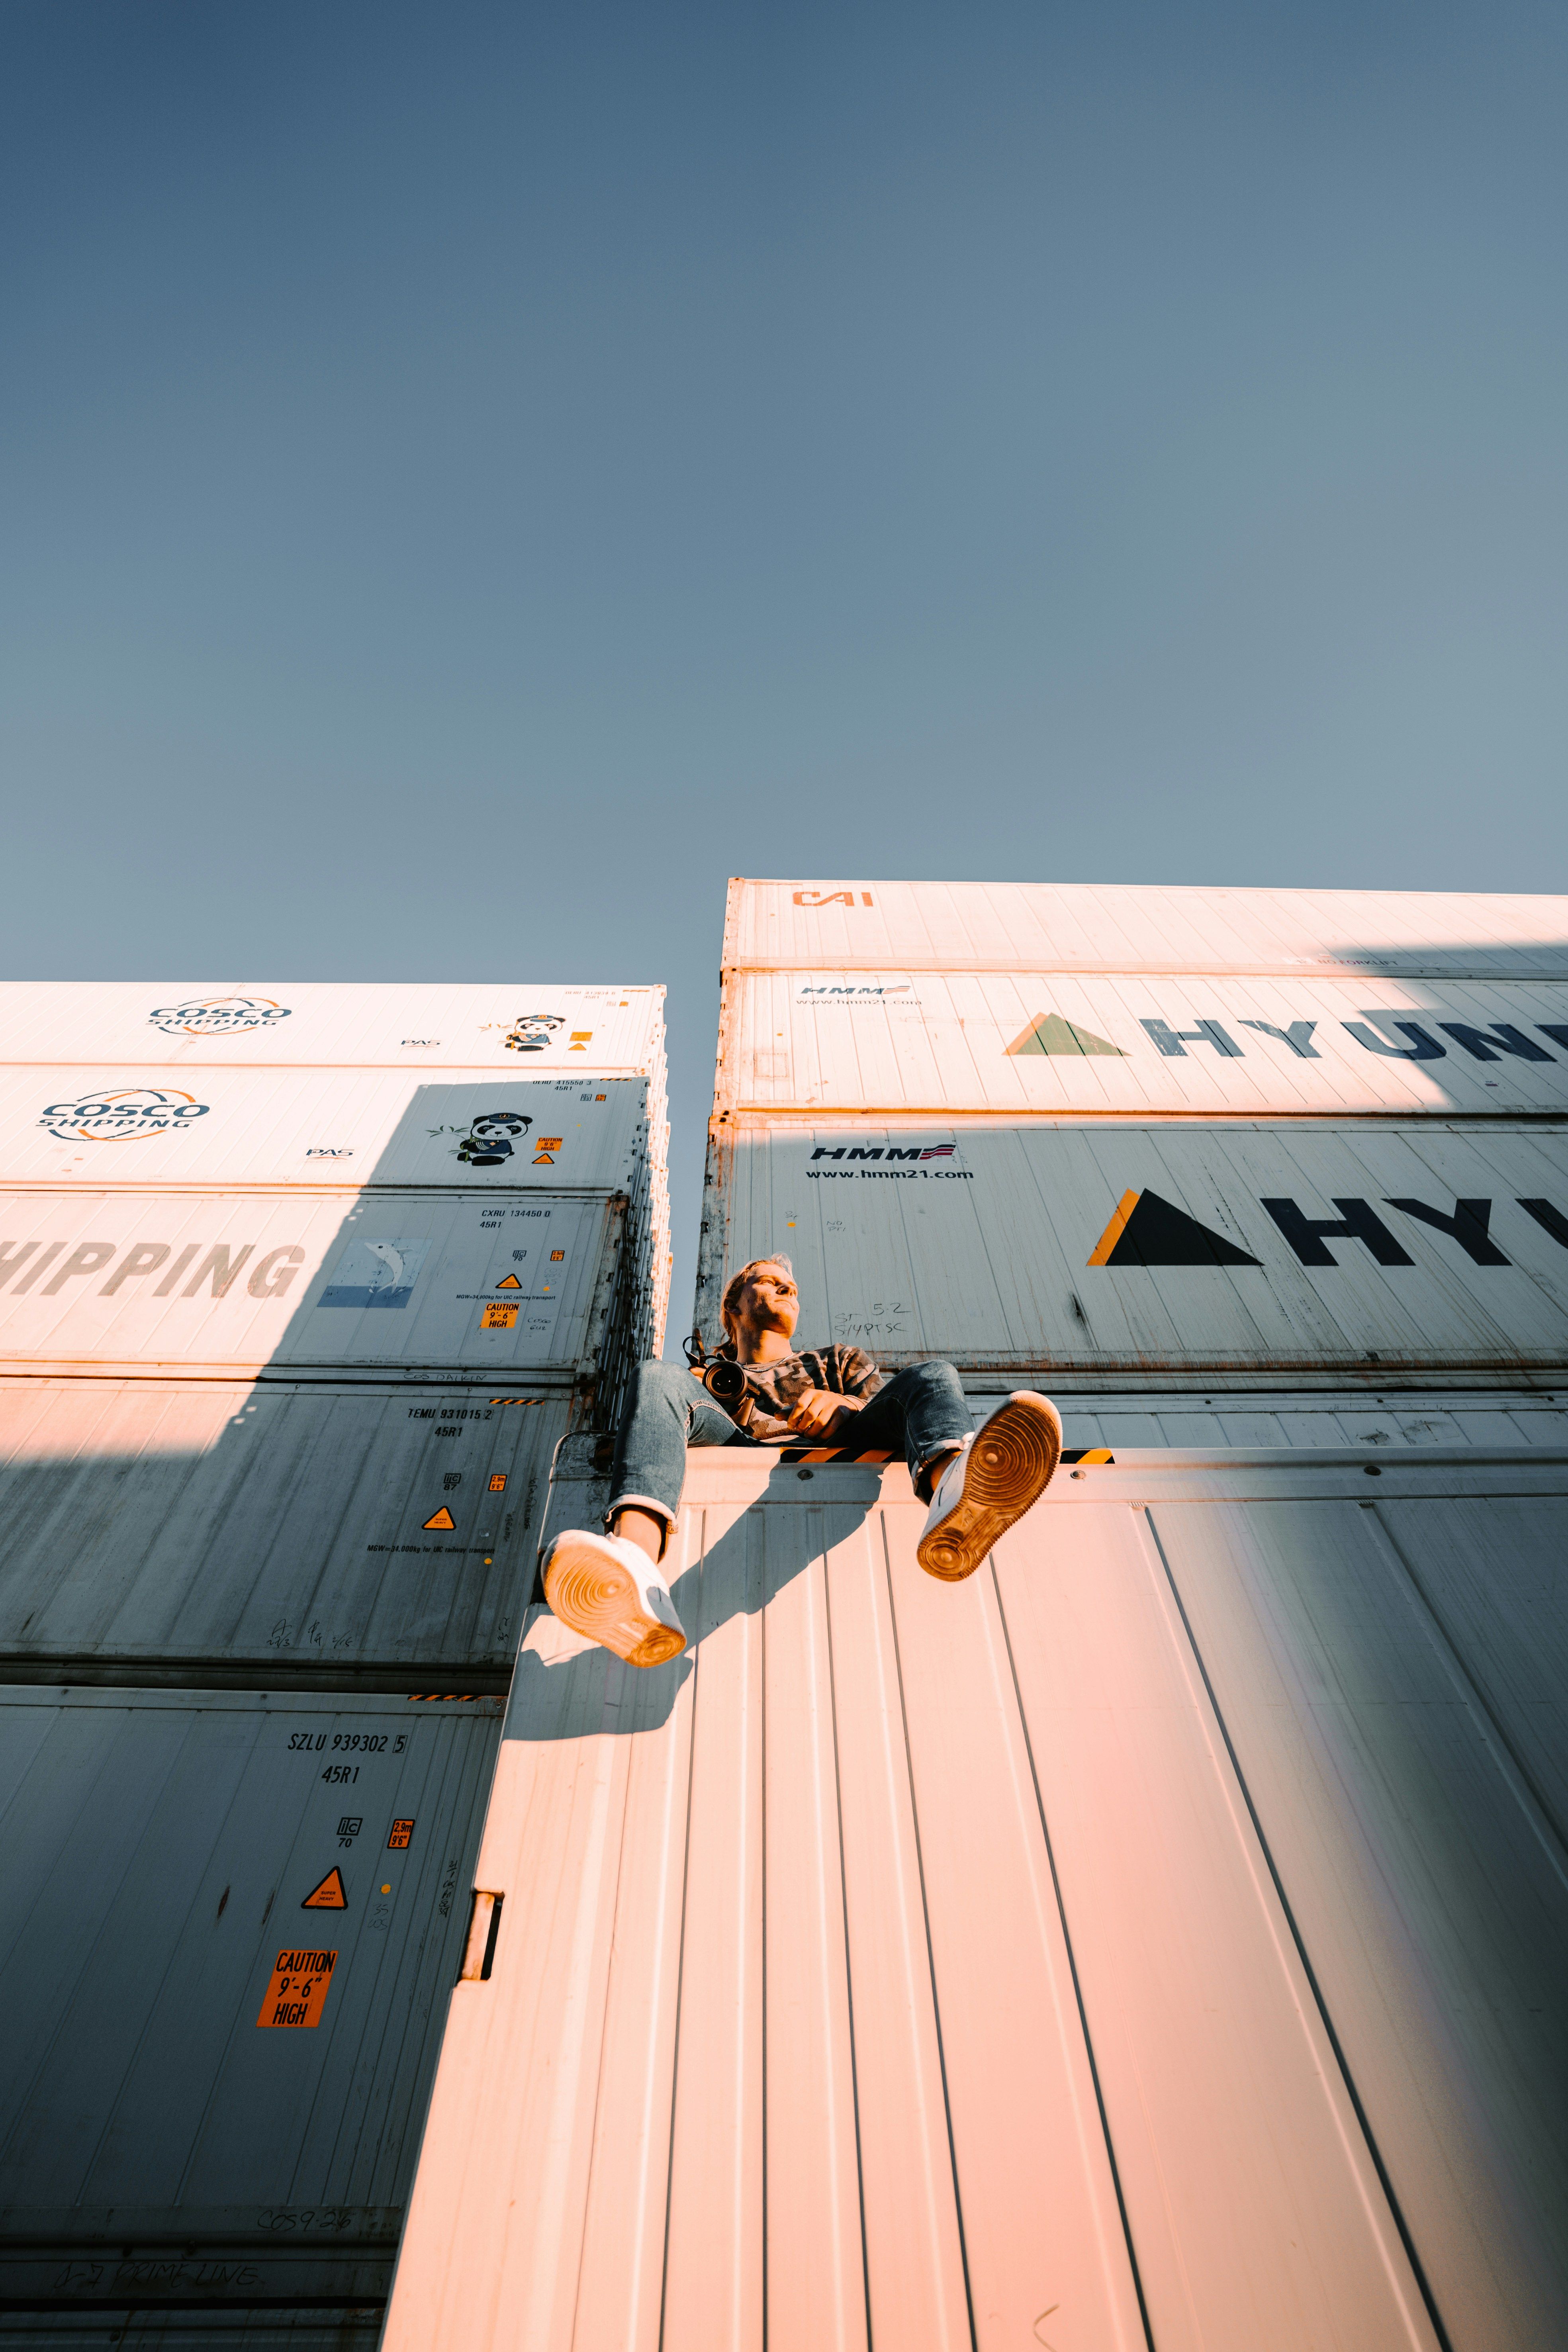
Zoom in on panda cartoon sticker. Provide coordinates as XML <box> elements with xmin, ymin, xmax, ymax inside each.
<box><xmin>455</xmin><ymin>1112</ymin><xmax>533</xmax><ymax>1167</ymax></box>
<box><xmin>503</xmin><ymin>1012</ymin><xmax>564</xmax><ymax>1054</ymax></box>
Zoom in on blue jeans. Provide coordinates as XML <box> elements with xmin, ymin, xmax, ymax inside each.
<box><xmin>606</xmin><ymin>1357</ymin><xmax>975</xmax><ymax>1536</ymax></box>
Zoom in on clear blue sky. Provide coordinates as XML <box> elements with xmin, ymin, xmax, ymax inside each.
<box><xmin>3</xmin><ymin>0</ymin><xmax>1565</xmax><ymax>1343</ymax></box>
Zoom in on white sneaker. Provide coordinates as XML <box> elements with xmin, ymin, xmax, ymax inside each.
<box><xmin>915</xmin><ymin>1392</ymin><xmax>1063</xmax><ymax>1582</ymax></box>
<box><xmin>541</xmin><ymin>1528</ymin><xmax>687</xmax><ymax>1668</ymax></box>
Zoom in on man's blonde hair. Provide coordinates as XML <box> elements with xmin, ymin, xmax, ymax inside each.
<box><xmin>719</xmin><ymin>1255</ymin><xmax>795</xmax><ymax>1341</ymax></box>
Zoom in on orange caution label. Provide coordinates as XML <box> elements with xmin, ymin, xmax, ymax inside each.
<box><xmin>549</xmin><ymin>1249</ymin><xmax>564</xmax><ymax>1262</ymax></box>
<box><xmin>531</xmin><ymin>1153</ymin><xmax>555</xmax><ymax>1165</ymax></box>
<box><xmin>387</xmin><ymin>1817</ymin><xmax>415</xmax><ymax>1849</ymax></box>
<box><xmin>494</xmin><ymin>1273</ymin><xmax>522</xmax><ymax>1289</ymax></box>
<box><xmin>423</xmin><ymin>1506</ymin><xmax>456</xmax><ymax>1530</ymax></box>
<box><xmin>487</xmin><ymin>1472</ymin><xmax>507</xmax><ymax>1492</ymax></box>
<box><xmin>300</xmin><ymin>1868</ymin><xmax>347</xmax><ymax>1911</ymax></box>
<box><xmin>538</xmin><ymin>1138</ymin><xmax>563</xmax><ymax>1150</ymax></box>
<box><xmin>481</xmin><ymin>1304</ymin><xmax>518</xmax><ymax>1329</ymax></box>
<box><xmin>256</xmin><ymin>1947</ymin><xmax>337</xmax><ymax>2029</ymax></box>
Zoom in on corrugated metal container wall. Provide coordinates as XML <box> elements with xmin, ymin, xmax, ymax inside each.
<box><xmin>1003</xmin><ymin>1384</ymin><xmax>1568</xmax><ymax>1450</ymax></box>
<box><xmin>700</xmin><ymin>1118</ymin><xmax>1568</xmax><ymax>1373</ymax></box>
<box><xmin>698</xmin><ymin>881</ymin><xmax>1568</xmax><ymax>1381</ymax></box>
<box><xmin>0</xmin><ymin>1689</ymin><xmax>501</xmax><ymax>2317</ymax></box>
<box><xmin>383</xmin><ymin>883</ymin><xmax>1568</xmax><ymax>2352</ymax></box>
<box><xmin>0</xmin><ymin>1069</ymin><xmax>655</xmax><ymax>1190</ymax></box>
<box><xmin>0</xmin><ymin>981</ymin><xmax>666</xmax><ymax>1073</ymax></box>
<box><xmin>0</xmin><ymin>981</ymin><xmax>669</xmax><ymax>1377</ymax></box>
<box><xmin>0</xmin><ymin>1187</ymin><xmax>630</xmax><ymax>1378</ymax></box>
<box><xmin>0</xmin><ymin>979</ymin><xmax>668</xmax><ymax>2346</ymax></box>
<box><xmin>717</xmin><ymin>967</ymin><xmax>1568</xmax><ymax>1115</ymax></box>
<box><xmin>0</xmin><ymin>2319</ymin><xmax>383</xmax><ymax>2349</ymax></box>
<box><xmin>0</xmin><ymin>1381</ymin><xmax>569</xmax><ymax>1681</ymax></box>
<box><xmin>386</xmin><ymin>1437</ymin><xmax>1568</xmax><ymax>2352</ymax></box>
<box><xmin>722</xmin><ymin>877</ymin><xmax>1568</xmax><ymax>976</ymax></box>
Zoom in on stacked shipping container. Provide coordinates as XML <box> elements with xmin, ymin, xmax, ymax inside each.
<box><xmin>697</xmin><ymin>879</ymin><xmax>1568</xmax><ymax>1401</ymax></box>
<box><xmin>0</xmin><ymin>983</ymin><xmax>668</xmax><ymax>2348</ymax></box>
<box><xmin>388</xmin><ymin>881</ymin><xmax>1568</xmax><ymax>2352</ymax></box>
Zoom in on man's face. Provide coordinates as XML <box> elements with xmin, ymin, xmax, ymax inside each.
<box><xmin>732</xmin><ymin>1263</ymin><xmax>799</xmax><ymax>1349</ymax></box>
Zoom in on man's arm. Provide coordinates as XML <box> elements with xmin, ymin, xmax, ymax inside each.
<box><xmin>825</xmin><ymin>1344</ymin><xmax>884</xmax><ymax>1396</ymax></box>
<box><xmin>785</xmin><ymin>1388</ymin><xmax>866</xmax><ymax>1437</ymax></box>
<box><xmin>785</xmin><ymin>1347</ymin><xmax>881</xmax><ymax>1437</ymax></box>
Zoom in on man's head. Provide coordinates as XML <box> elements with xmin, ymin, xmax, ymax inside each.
<box><xmin>720</xmin><ymin>1256</ymin><xmax>799</xmax><ymax>1358</ymax></box>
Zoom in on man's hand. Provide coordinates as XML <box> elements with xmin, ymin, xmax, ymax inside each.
<box><xmin>786</xmin><ymin>1388</ymin><xmax>866</xmax><ymax>1440</ymax></box>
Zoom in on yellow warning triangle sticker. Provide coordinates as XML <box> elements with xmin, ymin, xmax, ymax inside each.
<box><xmin>423</xmin><ymin>1506</ymin><xmax>456</xmax><ymax>1530</ymax></box>
<box><xmin>495</xmin><ymin>1273</ymin><xmax>522</xmax><ymax>1289</ymax></box>
<box><xmin>532</xmin><ymin>1151</ymin><xmax>555</xmax><ymax>1164</ymax></box>
<box><xmin>301</xmin><ymin>1867</ymin><xmax>347</xmax><ymax>1910</ymax></box>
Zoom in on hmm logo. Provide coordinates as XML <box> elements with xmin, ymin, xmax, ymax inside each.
<box><xmin>797</xmin><ymin>984</ymin><xmax>911</xmax><ymax>999</ymax></box>
<box><xmin>793</xmin><ymin>890</ymin><xmax>874</xmax><ymax>908</ymax></box>
<box><xmin>811</xmin><ymin>1142</ymin><xmax>955</xmax><ymax>1162</ymax></box>
<box><xmin>149</xmin><ymin>995</ymin><xmax>290</xmax><ymax>1036</ymax></box>
<box><xmin>39</xmin><ymin>1088</ymin><xmax>210</xmax><ymax>1143</ymax></box>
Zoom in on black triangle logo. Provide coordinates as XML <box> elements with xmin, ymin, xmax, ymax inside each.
<box><xmin>1088</xmin><ymin>1188</ymin><xmax>1260</xmax><ymax>1268</ymax></box>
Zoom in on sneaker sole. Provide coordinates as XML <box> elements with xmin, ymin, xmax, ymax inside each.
<box><xmin>543</xmin><ymin>1541</ymin><xmax>687</xmax><ymax>1669</ymax></box>
<box><xmin>915</xmin><ymin>1393</ymin><xmax>1063</xmax><ymax>1582</ymax></box>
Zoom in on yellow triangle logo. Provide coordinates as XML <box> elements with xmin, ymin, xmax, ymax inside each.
<box><xmin>422</xmin><ymin>1506</ymin><xmax>456</xmax><ymax>1531</ymax></box>
<box><xmin>1087</xmin><ymin>1188</ymin><xmax>1261</xmax><ymax>1269</ymax></box>
<box><xmin>495</xmin><ymin>1273</ymin><xmax>522</xmax><ymax>1289</ymax></box>
<box><xmin>301</xmin><ymin>1868</ymin><xmax>347</xmax><ymax>1910</ymax></box>
<box><xmin>1088</xmin><ymin>1189</ymin><xmax>1141</xmax><ymax>1265</ymax></box>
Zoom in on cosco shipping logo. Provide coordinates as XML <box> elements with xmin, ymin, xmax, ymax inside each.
<box><xmin>39</xmin><ymin>1089</ymin><xmax>210</xmax><ymax>1143</ymax></box>
<box><xmin>148</xmin><ymin>995</ymin><xmax>291</xmax><ymax>1036</ymax></box>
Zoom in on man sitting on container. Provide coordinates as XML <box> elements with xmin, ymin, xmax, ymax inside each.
<box><xmin>541</xmin><ymin>1255</ymin><xmax>1062</xmax><ymax>1667</ymax></box>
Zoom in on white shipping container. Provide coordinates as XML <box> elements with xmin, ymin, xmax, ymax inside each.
<box><xmin>699</xmin><ymin>1119</ymin><xmax>1568</xmax><ymax>1374</ymax></box>
<box><xmin>0</xmin><ymin>1069</ymin><xmax>654</xmax><ymax>1193</ymax></box>
<box><xmin>389</xmin><ymin>1438</ymin><xmax>1568</xmax><ymax>2352</ymax></box>
<box><xmin>0</xmin><ymin>1687</ymin><xmax>502</xmax><ymax>2317</ymax></box>
<box><xmin>0</xmin><ymin>1379</ymin><xmax>572</xmax><ymax>1676</ymax></box>
<box><xmin>0</xmin><ymin>2315</ymin><xmax>383</xmax><ymax>2347</ymax></box>
<box><xmin>0</xmin><ymin>982</ymin><xmax>666</xmax><ymax>1074</ymax></box>
<box><xmin>725</xmin><ymin>877</ymin><xmax>1568</xmax><ymax>976</ymax></box>
<box><xmin>375</xmin><ymin>882</ymin><xmax>1568</xmax><ymax>2351</ymax></box>
<box><xmin>0</xmin><ymin>1189</ymin><xmax>631</xmax><ymax>1377</ymax></box>
<box><xmin>993</xmin><ymin>1385</ymin><xmax>1568</xmax><ymax>1449</ymax></box>
<box><xmin>719</xmin><ymin>967</ymin><xmax>1568</xmax><ymax>1116</ymax></box>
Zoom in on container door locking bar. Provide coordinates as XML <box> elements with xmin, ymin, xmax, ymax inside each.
<box><xmin>460</xmin><ymin>1890</ymin><xmax>504</xmax><ymax>1982</ymax></box>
